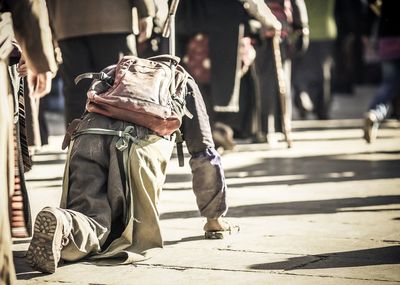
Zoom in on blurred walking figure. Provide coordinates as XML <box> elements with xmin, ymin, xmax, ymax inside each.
<box><xmin>363</xmin><ymin>0</ymin><xmax>400</xmax><ymax>143</ymax></box>
<box><xmin>46</xmin><ymin>0</ymin><xmax>155</xmax><ymax>127</ymax></box>
<box><xmin>176</xmin><ymin>0</ymin><xmax>282</xmax><ymax>150</ymax></box>
<box><xmin>253</xmin><ymin>0</ymin><xmax>308</xmax><ymax>143</ymax></box>
<box><xmin>292</xmin><ymin>0</ymin><xmax>337</xmax><ymax>120</ymax></box>
<box><xmin>0</xmin><ymin>0</ymin><xmax>56</xmax><ymax>283</ymax></box>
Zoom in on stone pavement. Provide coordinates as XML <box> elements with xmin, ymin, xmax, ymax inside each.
<box><xmin>12</xmin><ymin>87</ymin><xmax>400</xmax><ymax>284</ymax></box>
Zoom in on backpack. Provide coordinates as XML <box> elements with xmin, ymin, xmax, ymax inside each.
<box><xmin>75</xmin><ymin>54</ymin><xmax>192</xmax><ymax>137</ymax></box>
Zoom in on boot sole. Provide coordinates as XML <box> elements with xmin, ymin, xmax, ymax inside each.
<box><xmin>26</xmin><ymin>210</ymin><xmax>62</xmax><ymax>273</ymax></box>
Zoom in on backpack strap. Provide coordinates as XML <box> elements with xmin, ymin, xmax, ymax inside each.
<box><xmin>72</xmin><ymin>126</ymin><xmax>139</xmax><ymax>151</ymax></box>
<box><xmin>173</xmin><ymin>129</ymin><xmax>185</xmax><ymax>167</ymax></box>
<box><xmin>74</xmin><ymin>72</ymin><xmax>114</xmax><ymax>86</ymax></box>
<box><xmin>147</xmin><ymin>54</ymin><xmax>181</xmax><ymax>65</ymax></box>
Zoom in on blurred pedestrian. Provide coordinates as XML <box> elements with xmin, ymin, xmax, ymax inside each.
<box><xmin>176</xmin><ymin>0</ymin><xmax>282</xmax><ymax>150</ymax></box>
<box><xmin>292</xmin><ymin>0</ymin><xmax>337</xmax><ymax>120</ymax></box>
<box><xmin>46</xmin><ymin>0</ymin><xmax>156</xmax><ymax>127</ymax></box>
<box><xmin>333</xmin><ymin>0</ymin><xmax>367</xmax><ymax>94</ymax></box>
<box><xmin>363</xmin><ymin>0</ymin><xmax>400</xmax><ymax>143</ymax></box>
<box><xmin>254</xmin><ymin>0</ymin><xmax>309</xmax><ymax>143</ymax></box>
<box><xmin>0</xmin><ymin>0</ymin><xmax>56</xmax><ymax>283</ymax></box>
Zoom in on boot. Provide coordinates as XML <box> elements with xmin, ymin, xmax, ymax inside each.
<box><xmin>26</xmin><ymin>207</ymin><xmax>71</xmax><ymax>273</ymax></box>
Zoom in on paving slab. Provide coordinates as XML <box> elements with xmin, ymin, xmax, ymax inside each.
<box><xmin>13</xmin><ymin>91</ymin><xmax>400</xmax><ymax>284</ymax></box>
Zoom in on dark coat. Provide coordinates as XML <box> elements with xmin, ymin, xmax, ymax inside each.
<box><xmin>176</xmin><ymin>0</ymin><xmax>249</xmax><ymax>110</ymax></box>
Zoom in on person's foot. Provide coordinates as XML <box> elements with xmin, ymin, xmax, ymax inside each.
<box><xmin>26</xmin><ymin>207</ymin><xmax>70</xmax><ymax>273</ymax></box>
<box><xmin>299</xmin><ymin>91</ymin><xmax>314</xmax><ymax>113</ymax></box>
<box><xmin>363</xmin><ymin>111</ymin><xmax>379</xmax><ymax>143</ymax></box>
<box><xmin>212</xmin><ymin>122</ymin><xmax>235</xmax><ymax>154</ymax></box>
<box><xmin>204</xmin><ymin>218</ymin><xmax>240</xmax><ymax>239</ymax></box>
<box><xmin>252</xmin><ymin>132</ymin><xmax>267</xmax><ymax>143</ymax></box>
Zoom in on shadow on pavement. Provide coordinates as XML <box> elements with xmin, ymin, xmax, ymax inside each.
<box><xmin>249</xmin><ymin>246</ymin><xmax>400</xmax><ymax>270</ymax></box>
<box><xmin>160</xmin><ymin>195</ymin><xmax>400</xmax><ymax>219</ymax></box>
<box><xmin>164</xmin><ymin>235</ymin><xmax>205</xmax><ymax>246</ymax></box>
<box><xmin>165</xmin><ymin>151</ymin><xmax>400</xmax><ymax>188</ymax></box>
<box><xmin>12</xmin><ymin>250</ymin><xmax>43</xmax><ymax>279</ymax></box>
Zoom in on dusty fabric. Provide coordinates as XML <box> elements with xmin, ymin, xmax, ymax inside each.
<box><xmin>0</xmin><ymin>60</ymin><xmax>16</xmax><ymax>285</ymax></box>
<box><xmin>181</xmin><ymin>80</ymin><xmax>228</xmax><ymax>218</ymax></box>
<box><xmin>56</xmin><ymin>70</ymin><xmax>229</xmax><ymax>264</ymax></box>
<box><xmin>60</xmin><ymin>113</ymin><xmax>174</xmax><ymax>264</ymax></box>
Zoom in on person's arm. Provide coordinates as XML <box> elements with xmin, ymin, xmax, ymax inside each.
<box><xmin>133</xmin><ymin>0</ymin><xmax>156</xmax><ymax>43</ymax></box>
<box><xmin>7</xmin><ymin>0</ymin><xmax>57</xmax><ymax>97</ymax></box>
<box><xmin>7</xmin><ymin>0</ymin><xmax>57</xmax><ymax>75</ymax></box>
<box><xmin>291</xmin><ymin>0</ymin><xmax>309</xmax><ymax>54</ymax></box>
<box><xmin>240</xmin><ymin>0</ymin><xmax>282</xmax><ymax>31</ymax></box>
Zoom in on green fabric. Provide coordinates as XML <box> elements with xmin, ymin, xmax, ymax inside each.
<box><xmin>305</xmin><ymin>0</ymin><xmax>337</xmax><ymax>40</ymax></box>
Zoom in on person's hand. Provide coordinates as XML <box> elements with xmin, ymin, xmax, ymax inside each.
<box><xmin>137</xmin><ymin>16</ymin><xmax>153</xmax><ymax>43</ymax></box>
<box><xmin>294</xmin><ymin>27</ymin><xmax>309</xmax><ymax>56</ymax></box>
<box><xmin>27</xmin><ymin>70</ymin><xmax>52</xmax><ymax>98</ymax></box>
<box><xmin>262</xmin><ymin>21</ymin><xmax>282</xmax><ymax>38</ymax></box>
<box><xmin>16</xmin><ymin>55</ymin><xmax>28</xmax><ymax>77</ymax></box>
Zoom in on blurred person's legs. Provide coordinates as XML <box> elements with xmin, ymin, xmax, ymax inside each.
<box><xmin>255</xmin><ymin>38</ymin><xmax>292</xmax><ymax>143</ymax></box>
<box><xmin>293</xmin><ymin>41</ymin><xmax>334</xmax><ymax>119</ymax></box>
<box><xmin>255</xmin><ymin>39</ymin><xmax>278</xmax><ymax>142</ymax></box>
<box><xmin>59</xmin><ymin>33</ymin><xmax>134</xmax><ymax>127</ymax></box>
<box><xmin>364</xmin><ymin>59</ymin><xmax>400</xmax><ymax>143</ymax></box>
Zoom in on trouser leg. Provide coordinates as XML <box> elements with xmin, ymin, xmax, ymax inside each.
<box><xmin>369</xmin><ymin>60</ymin><xmax>400</xmax><ymax>122</ymax></box>
<box><xmin>0</xmin><ymin>61</ymin><xmax>16</xmax><ymax>285</ymax></box>
<box><xmin>128</xmin><ymin>135</ymin><xmax>175</xmax><ymax>252</ymax></box>
<box><xmin>60</xmin><ymin>113</ymin><xmax>174</xmax><ymax>261</ymax></box>
<box><xmin>60</xmin><ymin>114</ymin><xmax>124</xmax><ymax>260</ymax></box>
<box><xmin>59</xmin><ymin>34</ymin><xmax>134</xmax><ymax>126</ymax></box>
<box><xmin>183</xmin><ymin>82</ymin><xmax>228</xmax><ymax>218</ymax></box>
<box><xmin>59</xmin><ymin>39</ymin><xmax>93</xmax><ymax>126</ymax></box>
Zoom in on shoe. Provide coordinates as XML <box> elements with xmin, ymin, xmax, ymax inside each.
<box><xmin>212</xmin><ymin>122</ymin><xmax>235</xmax><ymax>152</ymax></box>
<box><xmin>299</xmin><ymin>92</ymin><xmax>314</xmax><ymax>113</ymax></box>
<box><xmin>363</xmin><ymin>111</ymin><xmax>379</xmax><ymax>143</ymax></box>
<box><xmin>251</xmin><ymin>132</ymin><xmax>267</xmax><ymax>144</ymax></box>
<box><xmin>26</xmin><ymin>207</ymin><xmax>70</xmax><ymax>273</ymax></box>
<box><xmin>204</xmin><ymin>218</ymin><xmax>240</xmax><ymax>240</ymax></box>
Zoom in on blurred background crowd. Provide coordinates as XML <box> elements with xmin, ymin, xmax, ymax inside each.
<box><xmin>1</xmin><ymin>0</ymin><xmax>399</xmax><ymax>283</ymax></box>
<box><xmin>28</xmin><ymin>0</ymin><xmax>400</xmax><ymax>151</ymax></box>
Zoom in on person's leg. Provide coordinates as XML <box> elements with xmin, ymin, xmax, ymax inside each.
<box><xmin>254</xmin><ymin>38</ymin><xmax>278</xmax><ymax>139</ymax></box>
<box><xmin>127</xmin><ymin>133</ymin><xmax>175</xmax><ymax>253</ymax></box>
<box><xmin>58</xmin><ymin>37</ymin><xmax>93</xmax><ymax>126</ymax></box>
<box><xmin>0</xmin><ymin>60</ymin><xmax>17</xmax><ymax>285</ymax></box>
<box><xmin>61</xmin><ymin>114</ymin><xmax>127</xmax><ymax>256</ymax></box>
<box><xmin>364</xmin><ymin>59</ymin><xmax>400</xmax><ymax>143</ymax></box>
<box><xmin>316</xmin><ymin>41</ymin><xmax>334</xmax><ymax>120</ymax></box>
<box><xmin>88</xmin><ymin>33</ymin><xmax>135</xmax><ymax>72</ymax></box>
<box><xmin>293</xmin><ymin>42</ymin><xmax>320</xmax><ymax>119</ymax></box>
<box><xmin>27</xmin><ymin>114</ymin><xmax>119</xmax><ymax>273</ymax></box>
<box><xmin>60</xmin><ymin>33</ymin><xmax>135</xmax><ymax>127</ymax></box>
